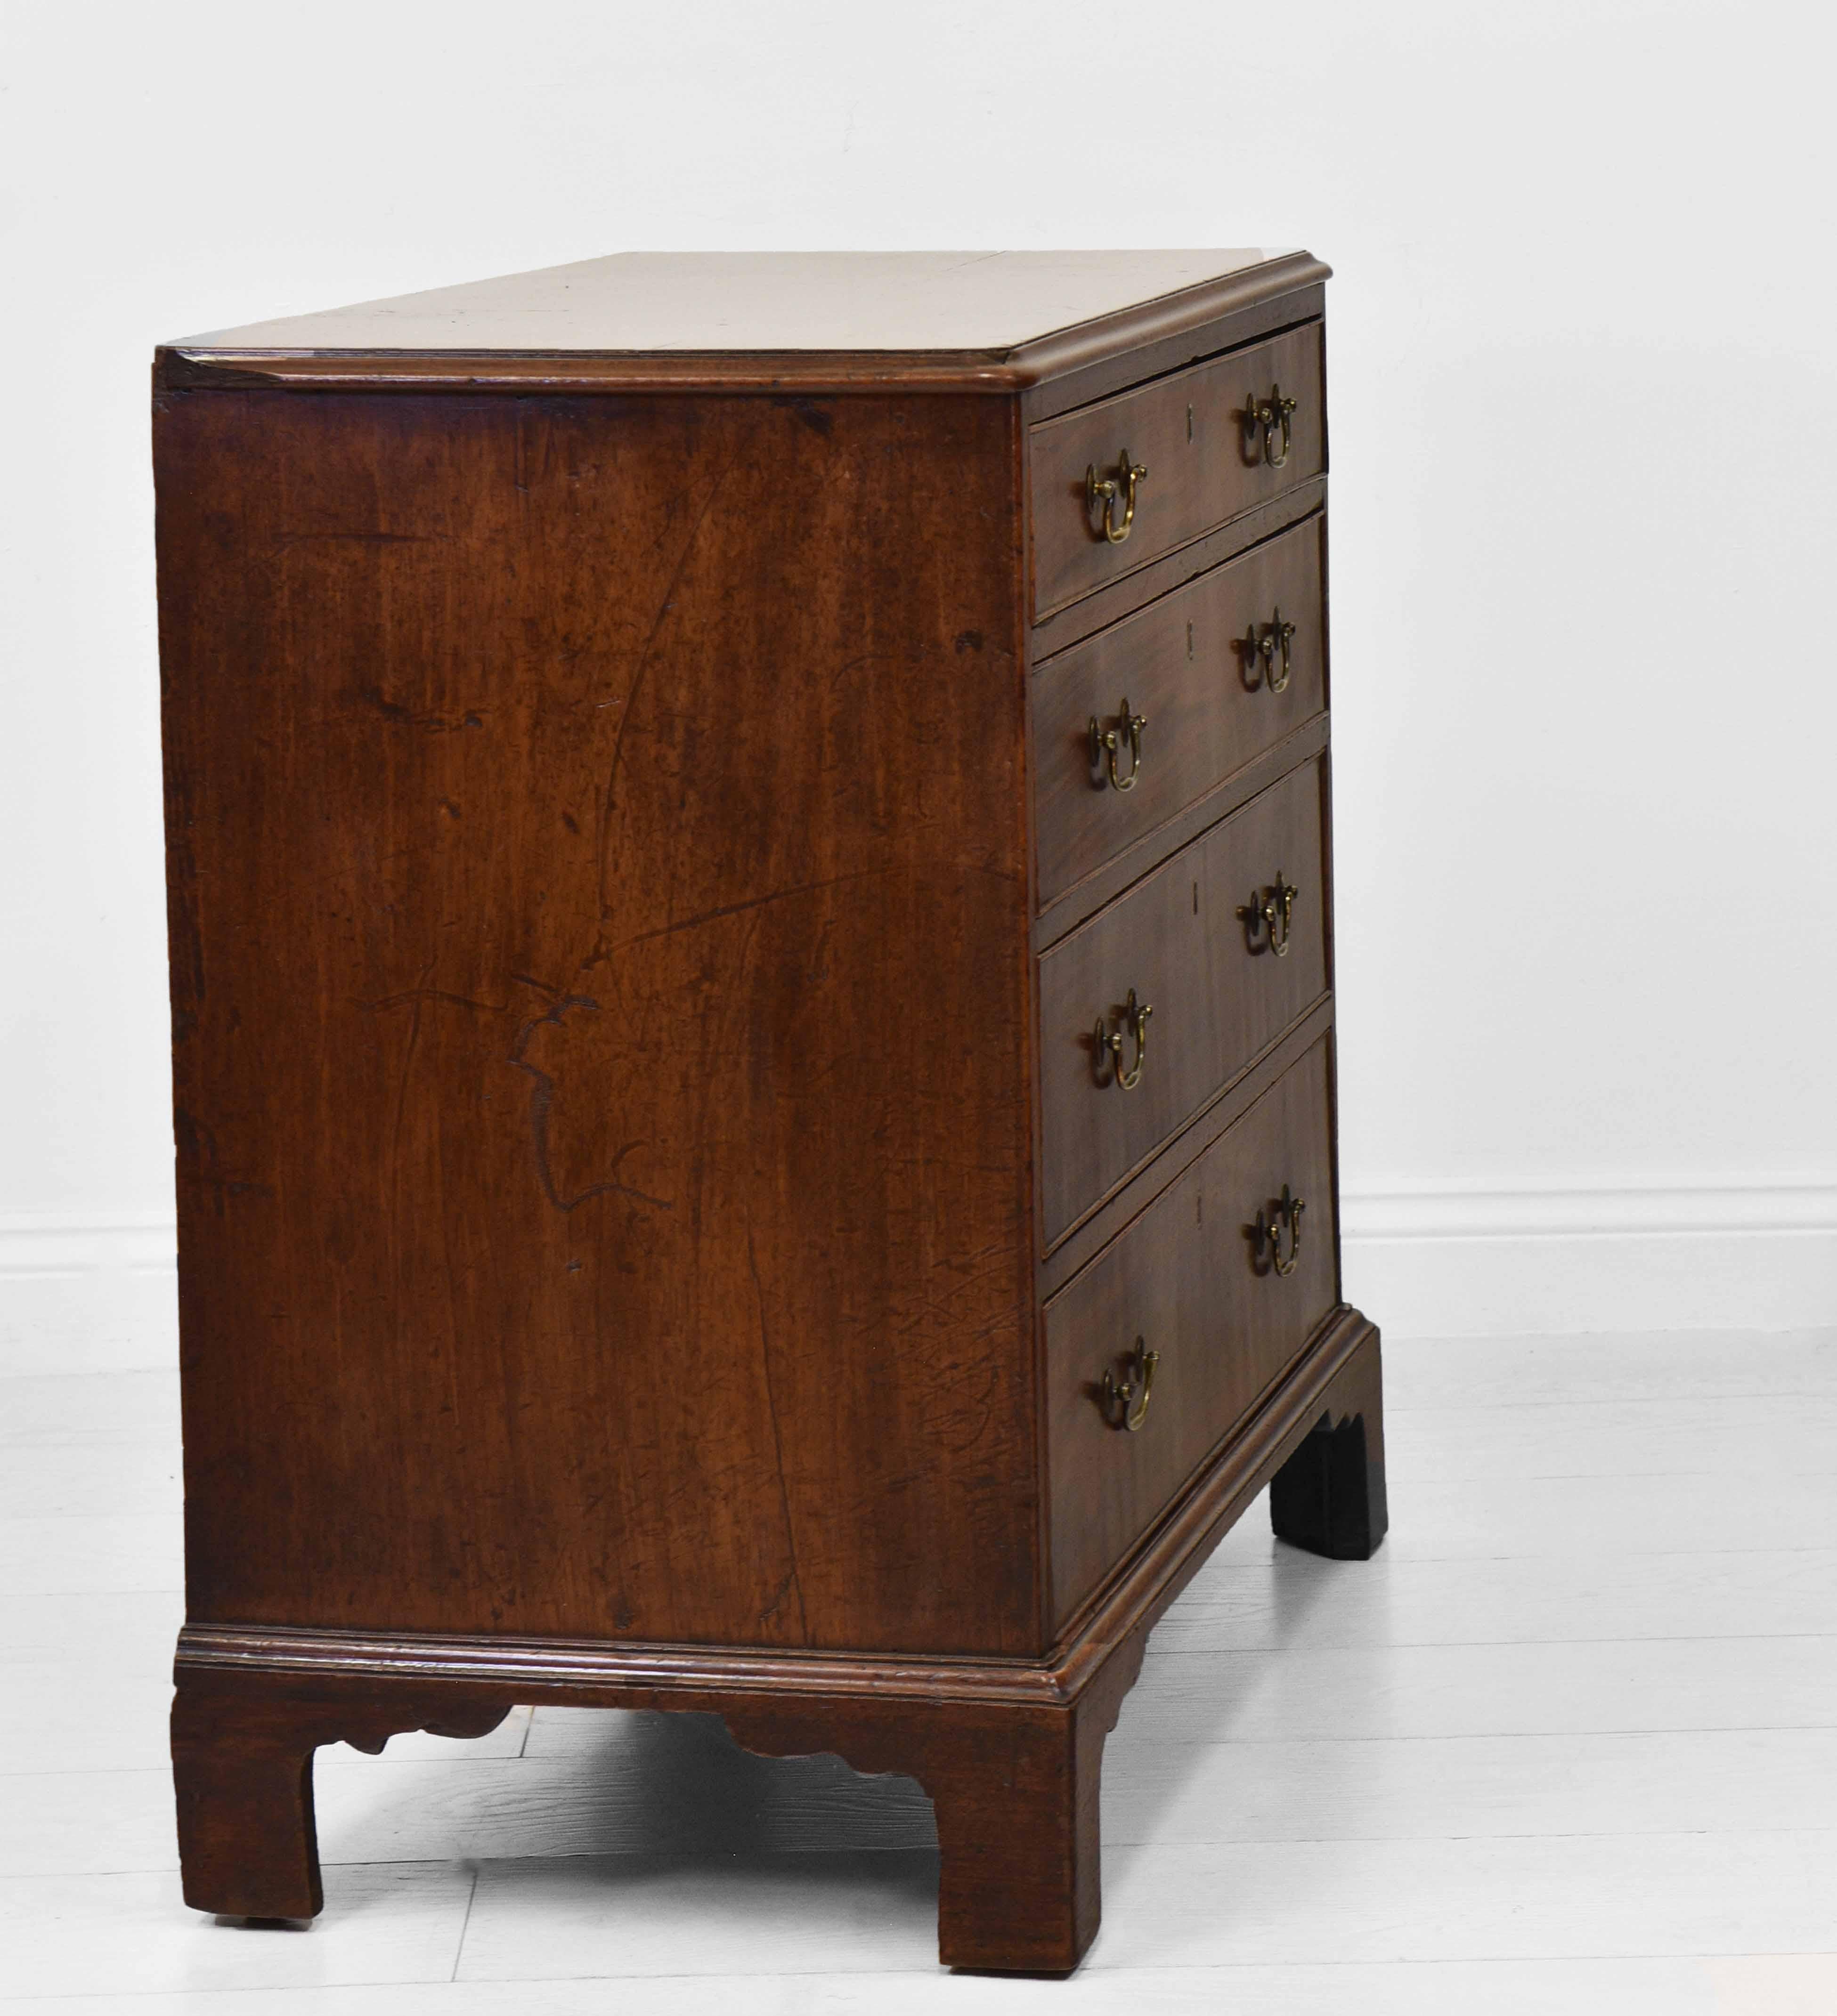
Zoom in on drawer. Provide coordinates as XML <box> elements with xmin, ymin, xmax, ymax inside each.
<box><xmin>1045</xmin><ymin>1035</ymin><xmax>1338</xmax><ymax>1630</ymax></box>
<box><xmin>1032</xmin><ymin>511</ymin><xmax>1326</xmax><ymax>908</ymax></box>
<box><xmin>1038</xmin><ymin>757</ymin><xmax>1327</xmax><ymax>1247</ymax></box>
<box><xmin>1030</xmin><ymin>322</ymin><xmax>1325</xmax><ymax>618</ymax></box>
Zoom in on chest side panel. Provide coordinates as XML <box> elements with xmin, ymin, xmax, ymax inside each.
<box><xmin>155</xmin><ymin>386</ymin><xmax>1039</xmax><ymax>1655</ymax></box>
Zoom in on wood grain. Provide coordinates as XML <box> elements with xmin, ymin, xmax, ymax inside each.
<box><xmin>164</xmin><ymin>1311</ymin><xmax>1379</xmax><ymax>1971</ymax></box>
<box><xmin>1045</xmin><ymin>1039</ymin><xmax>1341</xmax><ymax>1627</ymax></box>
<box><xmin>1018</xmin><ymin>275</ymin><xmax>1328</xmax><ymax>423</ymax></box>
<box><xmin>170</xmin><ymin>1678</ymin><xmax>512</xmax><ymax>1919</ymax></box>
<box><xmin>152</xmin><ymin>256</ymin><xmax>1381</xmax><ymax>1975</ymax></box>
<box><xmin>1025</xmin><ymin>475</ymin><xmax>1325</xmax><ymax>663</ymax></box>
<box><xmin>167</xmin><ymin>1659</ymin><xmax>1124</xmax><ymax>1971</ymax></box>
<box><xmin>1037</xmin><ymin>757</ymin><xmax>1330</xmax><ymax>1246</ymax></box>
<box><xmin>1032</xmin><ymin>509</ymin><xmax>1326</xmax><ymax>907</ymax></box>
<box><xmin>23</xmin><ymin>1310</ymin><xmax>1837</xmax><ymax>2003</ymax></box>
<box><xmin>156</xmin><ymin>386</ymin><xmax>1040</xmax><ymax>1657</ymax></box>
<box><xmin>1029</xmin><ymin>321</ymin><xmax>1326</xmax><ymax>617</ymax></box>
<box><xmin>1038</xmin><ymin>996</ymin><xmax>1335</xmax><ymax>1295</ymax></box>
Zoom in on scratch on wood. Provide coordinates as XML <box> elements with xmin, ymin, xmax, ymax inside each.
<box><xmin>508</xmin><ymin>995</ymin><xmax>673</xmax><ymax>1214</ymax></box>
<box><xmin>596</xmin><ymin>450</ymin><xmax>740</xmax><ymax>920</ymax></box>
<box><xmin>364</xmin><ymin>987</ymin><xmax>507</xmax><ymax>1015</ymax></box>
<box><xmin>586</xmin><ymin>866</ymin><xmax>889</xmax><ymax>966</ymax></box>
<box><xmin>748</xmin><ymin>1226</ymin><xmax>809</xmax><ymax>1643</ymax></box>
<box><xmin>343</xmin><ymin>685</ymin><xmax>487</xmax><ymax>732</ymax></box>
<box><xmin>273</xmin><ymin>531</ymin><xmax>454</xmax><ymax>550</ymax></box>
<box><xmin>386</xmin><ymin>961</ymin><xmax>437</xmax><ymax>1176</ymax></box>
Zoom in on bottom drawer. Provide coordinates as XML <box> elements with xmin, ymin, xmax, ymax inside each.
<box><xmin>1044</xmin><ymin>1034</ymin><xmax>1338</xmax><ymax>1631</ymax></box>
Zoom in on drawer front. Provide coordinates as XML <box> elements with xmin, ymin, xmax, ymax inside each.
<box><xmin>1046</xmin><ymin>1035</ymin><xmax>1338</xmax><ymax>1629</ymax></box>
<box><xmin>1030</xmin><ymin>322</ymin><xmax>1325</xmax><ymax>618</ymax></box>
<box><xmin>1038</xmin><ymin>758</ymin><xmax>1327</xmax><ymax>1247</ymax></box>
<box><xmin>1033</xmin><ymin>512</ymin><xmax>1326</xmax><ymax>908</ymax></box>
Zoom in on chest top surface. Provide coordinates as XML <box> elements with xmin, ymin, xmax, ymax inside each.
<box><xmin>171</xmin><ymin>248</ymin><xmax>1301</xmax><ymax>357</ymax></box>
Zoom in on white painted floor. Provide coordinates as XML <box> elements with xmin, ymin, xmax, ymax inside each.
<box><xmin>3</xmin><ymin>1272</ymin><xmax>1836</xmax><ymax>2013</ymax></box>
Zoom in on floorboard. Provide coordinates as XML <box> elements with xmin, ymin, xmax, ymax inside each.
<box><xmin>2</xmin><ymin>1312</ymin><xmax>1834</xmax><ymax>2006</ymax></box>
<box><xmin>10</xmin><ymin>1959</ymin><xmax>1837</xmax><ymax>2016</ymax></box>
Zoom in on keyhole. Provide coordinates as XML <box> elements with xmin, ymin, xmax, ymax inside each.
<box><xmin>1187</xmin><ymin>620</ymin><xmax>1194</xmax><ymax>661</ymax></box>
<box><xmin>1187</xmin><ymin>404</ymin><xmax>1194</xmax><ymax>443</ymax></box>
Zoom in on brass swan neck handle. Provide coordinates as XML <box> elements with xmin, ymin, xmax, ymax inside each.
<box><xmin>1093</xmin><ymin>989</ymin><xmax>1153</xmax><ymax>1090</ymax></box>
<box><xmin>1089</xmin><ymin>697</ymin><xmax>1147</xmax><ymax>791</ymax></box>
<box><xmin>1086</xmin><ymin>450</ymin><xmax>1148</xmax><ymax>544</ymax></box>
<box><xmin>1252</xmin><ymin>1185</ymin><xmax>1306</xmax><ymax>1278</ymax></box>
<box><xmin>1100</xmin><ymin>1338</ymin><xmax>1160</xmax><ymax>1432</ymax></box>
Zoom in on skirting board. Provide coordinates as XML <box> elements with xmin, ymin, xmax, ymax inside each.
<box><xmin>1</xmin><ymin>1185</ymin><xmax>1833</xmax><ymax>1372</ymax></box>
<box><xmin>0</xmin><ymin>1214</ymin><xmax>179</xmax><ymax>1376</ymax></box>
<box><xmin>1340</xmin><ymin>1182</ymin><xmax>1837</xmax><ymax>1337</ymax></box>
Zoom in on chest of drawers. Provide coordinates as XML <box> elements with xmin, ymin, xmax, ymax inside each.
<box><xmin>154</xmin><ymin>250</ymin><xmax>1386</xmax><ymax>1975</ymax></box>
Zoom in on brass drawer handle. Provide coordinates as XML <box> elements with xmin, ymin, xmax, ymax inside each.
<box><xmin>1089</xmin><ymin>697</ymin><xmax>1147</xmax><ymax>791</ymax></box>
<box><xmin>1100</xmin><ymin>1337</ymin><xmax>1159</xmax><ymax>1431</ymax></box>
<box><xmin>1252</xmin><ymin>1185</ymin><xmax>1306</xmax><ymax>1277</ymax></box>
<box><xmin>1237</xmin><ymin>607</ymin><xmax>1298</xmax><ymax>693</ymax></box>
<box><xmin>1086</xmin><ymin>450</ymin><xmax>1148</xmax><ymax>544</ymax></box>
<box><xmin>1240</xmin><ymin>872</ymin><xmax>1300</xmax><ymax>956</ymax></box>
<box><xmin>1093</xmin><ymin>988</ymin><xmax>1152</xmax><ymax>1090</ymax></box>
<box><xmin>1243</xmin><ymin>385</ymin><xmax>1298</xmax><ymax>468</ymax></box>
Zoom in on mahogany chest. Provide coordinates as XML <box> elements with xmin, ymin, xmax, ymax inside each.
<box><xmin>154</xmin><ymin>250</ymin><xmax>1386</xmax><ymax>1974</ymax></box>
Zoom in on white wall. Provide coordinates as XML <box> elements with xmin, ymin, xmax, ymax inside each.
<box><xmin>3</xmin><ymin>0</ymin><xmax>1833</xmax><ymax>1343</ymax></box>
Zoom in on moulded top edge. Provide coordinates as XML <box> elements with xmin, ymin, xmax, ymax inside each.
<box><xmin>155</xmin><ymin>251</ymin><xmax>1331</xmax><ymax>392</ymax></box>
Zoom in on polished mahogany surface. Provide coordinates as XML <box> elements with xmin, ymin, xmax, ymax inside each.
<box><xmin>156</xmin><ymin>248</ymin><xmax>1384</xmax><ymax>1976</ymax></box>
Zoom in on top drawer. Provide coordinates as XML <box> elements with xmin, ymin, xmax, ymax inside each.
<box><xmin>1029</xmin><ymin>322</ymin><xmax>1325</xmax><ymax>619</ymax></box>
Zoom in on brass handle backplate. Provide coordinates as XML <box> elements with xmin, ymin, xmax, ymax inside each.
<box><xmin>1100</xmin><ymin>1337</ymin><xmax>1160</xmax><ymax>1431</ymax></box>
<box><xmin>1243</xmin><ymin>385</ymin><xmax>1299</xmax><ymax>468</ymax></box>
<box><xmin>1239</xmin><ymin>872</ymin><xmax>1300</xmax><ymax>957</ymax></box>
<box><xmin>1089</xmin><ymin>697</ymin><xmax>1147</xmax><ymax>791</ymax></box>
<box><xmin>1086</xmin><ymin>450</ymin><xmax>1148</xmax><ymax>544</ymax></box>
<box><xmin>1093</xmin><ymin>988</ymin><xmax>1152</xmax><ymax>1090</ymax></box>
<box><xmin>1252</xmin><ymin>1185</ymin><xmax>1306</xmax><ymax>1278</ymax></box>
<box><xmin>1237</xmin><ymin>607</ymin><xmax>1298</xmax><ymax>693</ymax></box>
